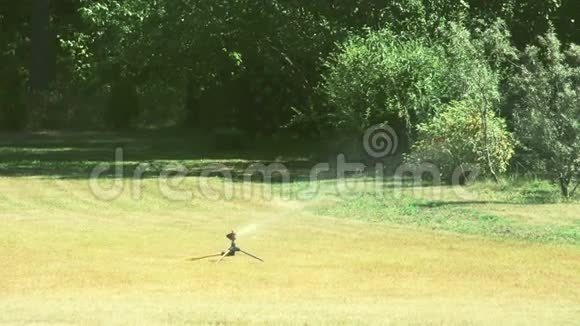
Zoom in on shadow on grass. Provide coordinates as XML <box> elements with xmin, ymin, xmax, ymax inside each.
<box><xmin>0</xmin><ymin>131</ymin><xmax>572</xmax><ymax>206</ymax></box>
<box><xmin>0</xmin><ymin>130</ymin><xmax>344</xmax><ymax>180</ymax></box>
<box><xmin>416</xmin><ymin>200</ymin><xmax>516</xmax><ymax>208</ymax></box>
<box><xmin>416</xmin><ymin>195</ymin><xmax>562</xmax><ymax>207</ymax></box>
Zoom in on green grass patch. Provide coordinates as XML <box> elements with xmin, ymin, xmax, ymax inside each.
<box><xmin>469</xmin><ymin>178</ymin><xmax>566</xmax><ymax>204</ymax></box>
<box><xmin>316</xmin><ymin>193</ymin><xmax>580</xmax><ymax>245</ymax></box>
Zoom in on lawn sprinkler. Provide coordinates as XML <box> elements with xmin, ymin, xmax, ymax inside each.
<box><xmin>189</xmin><ymin>230</ymin><xmax>264</xmax><ymax>263</ymax></box>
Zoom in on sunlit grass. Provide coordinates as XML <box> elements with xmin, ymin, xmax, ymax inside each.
<box><xmin>1</xmin><ymin>132</ymin><xmax>579</xmax><ymax>324</ymax></box>
<box><xmin>1</xmin><ymin>176</ymin><xmax>580</xmax><ymax>324</ymax></box>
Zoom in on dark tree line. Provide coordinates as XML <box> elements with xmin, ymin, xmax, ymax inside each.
<box><xmin>1</xmin><ymin>0</ymin><xmax>578</xmax><ymax>132</ymax></box>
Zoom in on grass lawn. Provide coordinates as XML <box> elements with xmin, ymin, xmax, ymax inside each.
<box><xmin>1</xmin><ymin>132</ymin><xmax>579</xmax><ymax>325</ymax></box>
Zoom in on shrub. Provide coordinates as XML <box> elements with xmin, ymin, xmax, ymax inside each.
<box><xmin>510</xmin><ymin>31</ymin><xmax>580</xmax><ymax>198</ymax></box>
<box><xmin>320</xmin><ymin>21</ymin><xmax>515</xmax><ymax>138</ymax></box>
<box><xmin>322</xmin><ymin>29</ymin><xmax>447</xmax><ymax>133</ymax></box>
<box><xmin>407</xmin><ymin>101</ymin><xmax>516</xmax><ymax>183</ymax></box>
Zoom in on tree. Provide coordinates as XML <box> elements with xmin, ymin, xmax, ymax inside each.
<box><xmin>438</xmin><ymin>21</ymin><xmax>517</xmax><ymax>182</ymax></box>
<box><xmin>408</xmin><ymin>100</ymin><xmax>515</xmax><ymax>183</ymax></box>
<box><xmin>0</xmin><ymin>2</ymin><xmax>29</xmax><ymax>130</ymax></box>
<box><xmin>4</xmin><ymin>0</ymin><xmax>580</xmax><ymax>131</ymax></box>
<box><xmin>511</xmin><ymin>31</ymin><xmax>580</xmax><ymax>198</ymax></box>
<box><xmin>319</xmin><ymin>21</ymin><xmax>514</xmax><ymax>130</ymax></box>
<box><xmin>66</xmin><ymin>0</ymin><xmax>339</xmax><ymax>130</ymax></box>
<box><xmin>321</xmin><ymin>28</ymin><xmax>448</xmax><ymax>135</ymax></box>
<box><xmin>30</xmin><ymin>0</ymin><xmax>54</xmax><ymax>93</ymax></box>
<box><xmin>467</xmin><ymin>0</ymin><xmax>562</xmax><ymax>48</ymax></box>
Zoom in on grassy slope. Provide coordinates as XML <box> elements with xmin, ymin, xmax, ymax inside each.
<box><xmin>1</xmin><ymin>132</ymin><xmax>579</xmax><ymax>324</ymax></box>
<box><xmin>313</xmin><ymin>179</ymin><xmax>580</xmax><ymax>245</ymax></box>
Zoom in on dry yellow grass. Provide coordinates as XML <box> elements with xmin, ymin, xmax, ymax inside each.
<box><xmin>1</xmin><ymin>177</ymin><xmax>579</xmax><ymax>325</ymax></box>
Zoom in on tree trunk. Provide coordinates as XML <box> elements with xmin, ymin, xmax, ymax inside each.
<box><xmin>29</xmin><ymin>0</ymin><xmax>55</xmax><ymax>129</ymax></box>
<box><xmin>30</xmin><ymin>0</ymin><xmax>53</xmax><ymax>93</ymax></box>
<box><xmin>476</xmin><ymin>68</ymin><xmax>500</xmax><ymax>184</ymax></box>
<box><xmin>482</xmin><ymin>106</ymin><xmax>500</xmax><ymax>183</ymax></box>
<box><xmin>571</xmin><ymin>181</ymin><xmax>580</xmax><ymax>198</ymax></box>
<box><xmin>559</xmin><ymin>176</ymin><xmax>570</xmax><ymax>199</ymax></box>
<box><xmin>184</xmin><ymin>76</ymin><xmax>200</xmax><ymax>128</ymax></box>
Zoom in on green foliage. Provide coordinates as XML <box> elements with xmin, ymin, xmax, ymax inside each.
<box><xmin>1</xmin><ymin>0</ymin><xmax>579</xmax><ymax>132</ymax></box>
<box><xmin>408</xmin><ymin>101</ymin><xmax>516</xmax><ymax>182</ymax></box>
<box><xmin>63</xmin><ymin>0</ymin><xmax>341</xmax><ymax>131</ymax></box>
<box><xmin>320</xmin><ymin>21</ymin><xmax>515</xmax><ymax>135</ymax></box>
<box><xmin>437</xmin><ymin>21</ymin><xmax>516</xmax><ymax>105</ymax></box>
<box><xmin>510</xmin><ymin>31</ymin><xmax>580</xmax><ymax>198</ymax></box>
<box><xmin>320</xmin><ymin>20</ymin><xmax>517</xmax><ymax>181</ymax></box>
<box><xmin>471</xmin><ymin>178</ymin><xmax>566</xmax><ymax>204</ymax></box>
<box><xmin>322</xmin><ymin>29</ymin><xmax>447</xmax><ymax>132</ymax></box>
<box><xmin>467</xmin><ymin>0</ymin><xmax>563</xmax><ymax>47</ymax></box>
<box><xmin>300</xmin><ymin>0</ymin><xmax>468</xmax><ymax>36</ymax></box>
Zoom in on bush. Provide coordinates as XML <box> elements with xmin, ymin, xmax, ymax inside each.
<box><xmin>407</xmin><ymin>101</ymin><xmax>516</xmax><ymax>183</ymax></box>
<box><xmin>320</xmin><ymin>21</ymin><xmax>515</xmax><ymax>137</ymax></box>
<box><xmin>322</xmin><ymin>29</ymin><xmax>447</xmax><ymax>133</ymax></box>
<box><xmin>510</xmin><ymin>31</ymin><xmax>580</xmax><ymax>198</ymax></box>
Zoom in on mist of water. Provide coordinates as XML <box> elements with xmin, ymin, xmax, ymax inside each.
<box><xmin>236</xmin><ymin>223</ymin><xmax>259</xmax><ymax>237</ymax></box>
